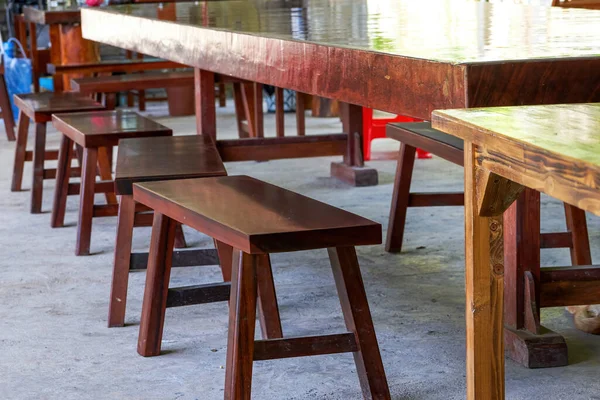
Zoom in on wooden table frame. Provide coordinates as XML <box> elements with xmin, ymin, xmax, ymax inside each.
<box><xmin>432</xmin><ymin>104</ymin><xmax>600</xmax><ymax>399</ymax></box>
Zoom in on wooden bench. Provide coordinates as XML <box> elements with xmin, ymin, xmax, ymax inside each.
<box><xmin>11</xmin><ymin>92</ymin><xmax>105</xmax><ymax>213</ymax></box>
<box><xmin>51</xmin><ymin>110</ymin><xmax>172</xmax><ymax>256</ymax></box>
<box><xmin>132</xmin><ymin>175</ymin><xmax>390</xmax><ymax>399</ymax></box>
<box><xmin>71</xmin><ymin>71</ymin><xmax>195</xmax><ymax>93</ymax></box>
<box><xmin>109</xmin><ymin>135</ymin><xmax>228</xmax><ymax>328</ymax></box>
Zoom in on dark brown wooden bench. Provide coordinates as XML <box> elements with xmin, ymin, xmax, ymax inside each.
<box><xmin>132</xmin><ymin>175</ymin><xmax>390</xmax><ymax>399</ymax></box>
<box><xmin>385</xmin><ymin>121</ymin><xmax>591</xmax><ymax>264</ymax></box>
<box><xmin>51</xmin><ymin>110</ymin><xmax>172</xmax><ymax>256</ymax></box>
<box><xmin>11</xmin><ymin>92</ymin><xmax>105</xmax><ymax>213</ymax></box>
<box><xmin>71</xmin><ymin>70</ymin><xmax>194</xmax><ymax>98</ymax></box>
<box><xmin>109</xmin><ymin>135</ymin><xmax>228</xmax><ymax>328</ymax></box>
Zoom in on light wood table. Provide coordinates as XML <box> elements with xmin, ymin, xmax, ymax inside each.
<box><xmin>432</xmin><ymin>103</ymin><xmax>600</xmax><ymax>399</ymax></box>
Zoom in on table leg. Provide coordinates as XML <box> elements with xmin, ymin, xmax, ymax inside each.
<box><xmin>194</xmin><ymin>68</ymin><xmax>216</xmax><ymax>139</ymax></box>
<box><xmin>464</xmin><ymin>143</ymin><xmax>524</xmax><ymax>400</ymax></box>
<box><xmin>503</xmin><ymin>189</ymin><xmax>568</xmax><ymax>368</ymax></box>
<box><xmin>330</xmin><ymin>102</ymin><xmax>378</xmax><ymax>186</ymax></box>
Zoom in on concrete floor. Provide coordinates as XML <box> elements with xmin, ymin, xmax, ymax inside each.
<box><xmin>1</xmin><ymin>103</ymin><xmax>599</xmax><ymax>400</ymax></box>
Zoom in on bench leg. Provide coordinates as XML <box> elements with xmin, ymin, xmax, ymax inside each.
<box><xmin>328</xmin><ymin>247</ymin><xmax>390</xmax><ymax>399</ymax></box>
<box><xmin>386</xmin><ymin>143</ymin><xmax>416</xmax><ymax>253</ymax></box>
<box><xmin>138</xmin><ymin>90</ymin><xmax>146</xmax><ymax>112</ymax></box>
<box><xmin>218</xmin><ymin>82</ymin><xmax>227</xmax><ymax>107</ymax></box>
<box><xmin>30</xmin><ymin>122</ymin><xmax>47</xmax><ymax>214</ymax></box>
<box><xmin>138</xmin><ymin>212</ymin><xmax>177</xmax><ymax>357</ymax></box>
<box><xmin>295</xmin><ymin>91</ymin><xmax>306</xmax><ymax>136</ymax></box>
<box><xmin>564</xmin><ymin>204</ymin><xmax>592</xmax><ymax>265</ymax></box>
<box><xmin>275</xmin><ymin>87</ymin><xmax>285</xmax><ymax>138</ymax></box>
<box><xmin>11</xmin><ymin>113</ymin><xmax>30</xmax><ymax>192</ymax></box>
<box><xmin>0</xmin><ymin>75</ymin><xmax>16</xmax><ymax>141</ymax></box>
<box><xmin>109</xmin><ymin>194</ymin><xmax>136</xmax><ymax>328</ymax></box>
<box><xmin>232</xmin><ymin>82</ymin><xmax>247</xmax><ymax>138</ymax></box>
<box><xmin>97</xmin><ymin>146</ymin><xmax>117</xmax><ymax>205</ymax></box>
<box><xmin>215</xmin><ymin>241</ymin><xmax>283</xmax><ymax>340</ymax></box>
<box><xmin>51</xmin><ymin>135</ymin><xmax>74</xmax><ymax>228</ymax></box>
<box><xmin>256</xmin><ymin>254</ymin><xmax>283</xmax><ymax>339</ymax></box>
<box><xmin>174</xmin><ymin>224</ymin><xmax>187</xmax><ymax>249</ymax></box>
<box><xmin>224</xmin><ymin>250</ymin><xmax>258</xmax><ymax>400</ymax></box>
<box><xmin>76</xmin><ymin>147</ymin><xmax>98</xmax><ymax>256</ymax></box>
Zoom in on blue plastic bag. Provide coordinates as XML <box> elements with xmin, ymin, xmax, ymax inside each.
<box><xmin>2</xmin><ymin>38</ymin><xmax>32</xmax><ymax>117</ymax></box>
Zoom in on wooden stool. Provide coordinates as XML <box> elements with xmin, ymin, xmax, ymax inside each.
<box><xmin>10</xmin><ymin>92</ymin><xmax>105</xmax><ymax>213</ymax></box>
<box><xmin>133</xmin><ymin>175</ymin><xmax>390</xmax><ymax>399</ymax></box>
<box><xmin>109</xmin><ymin>135</ymin><xmax>228</xmax><ymax>328</ymax></box>
<box><xmin>385</xmin><ymin>122</ymin><xmax>592</xmax><ymax>262</ymax></box>
<box><xmin>51</xmin><ymin>110</ymin><xmax>172</xmax><ymax>256</ymax></box>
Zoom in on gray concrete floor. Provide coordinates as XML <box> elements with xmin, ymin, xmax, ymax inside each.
<box><xmin>1</xmin><ymin>103</ymin><xmax>599</xmax><ymax>400</ymax></box>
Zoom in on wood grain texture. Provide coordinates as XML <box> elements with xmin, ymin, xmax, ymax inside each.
<box><xmin>464</xmin><ymin>143</ymin><xmax>505</xmax><ymax>400</ymax></box>
<box><xmin>133</xmin><ymin>175</ymin><xmax>382</xmax><ymax>254</ymax></box>
<box><xmin>433</xmin><ymin>104</ymin><xmax>600</xmax><ymax>216</ymax></box>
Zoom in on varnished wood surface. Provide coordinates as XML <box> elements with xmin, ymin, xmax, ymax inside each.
<box><xmin>432</xmin><ymin>103</ymin><xmax>600</xmax><ymax>216</ymax></box>
<box><xmin>133</xmin><ymin>175</ymin><xmax>382</xmax><ymax>254</ymax></box>
<box><xmin>115</xmin><ymin>135</ymin><xmax>227</xmax><ymax>195</ymax></box>
<box><xmin>52</xmin><ymin>110</ymin><xmax>172</xmax><ymax>147</ymax></box>
<box><xmin>71</xmin><ymin>70</ymin><xmax>194</xmax><ymax>94</ymax></box>
<box><xmin>48</xmin><ymin>59</ymin><xmax>186</xmax><ymax>75</ymax></box>
<box><xmin>82</xmin><ymin>0</ymin><xmax>600</xmax><ymax>119</ymax></box>
<box><xmin>14</xmin><ymin>92</ymin><xmax>104</xmax><ymax>123</ymax></box>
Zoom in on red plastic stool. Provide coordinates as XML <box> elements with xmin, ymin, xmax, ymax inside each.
<box><xmin>362</xmin><ymin>107</ymin><xmax>432</xmax><ymax>161</ymax></box>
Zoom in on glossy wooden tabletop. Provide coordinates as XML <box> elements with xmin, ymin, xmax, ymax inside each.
<box><xmin>81</xmin><ymin>0</ymin><xmax>600</xmax><ymax>119</ymax></box>
<box><xmin>133</xmin><ymin>175</ymin><xmax>382</xmax><ymax>254</ymax></box>
<box><xmin>82</xmin><ymin>0</ymin><xmax>600</xmax><ymax>64</ymax></box>
<box><xmin>432</xmin><ymin>103</ymin><xmax>600</xmax><ymax>215</ymax></box>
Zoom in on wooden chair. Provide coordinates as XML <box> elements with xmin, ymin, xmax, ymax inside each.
<box><xmin>108</xmin><ymin>135</ymin><xmax>228</xmax><ymax>328</ymax></box>
<box><xmin>132</xmin><ymin>175</ymin><xmax>390</xmax><ymax>399</ymax></box>
<box><xmin>552</xmin><ymin>0</ymin><xmax>600</xmax><ymax>8</ymax></box>
<box><xmin>11</xmin><ymin>92</ymin><xmax>105</xmax><ymax>213</ymax></box>
<box><xmin>50</xmin><ymin>110</ymin><xmax>172</xmax><ymax>256</ymax></box>
<box><xmin>385</xmin><ymin>122</ymin><xmax>592</xmax><ymax>267</ymax></box>
<box><xmin>0</xmin><ymin>63</ymin><xmax>16</xmax><ymax>141</ymax></box>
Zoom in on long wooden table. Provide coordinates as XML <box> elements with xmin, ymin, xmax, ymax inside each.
<box><xmin>432</xmin><ymin>103</ymin><xmax>600</xmax><ymax>399</ymax></box>
<box><xmin>80</xmin><ymin>0</ymin><xmax>600</xmax><ymax>397</ymax></box>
